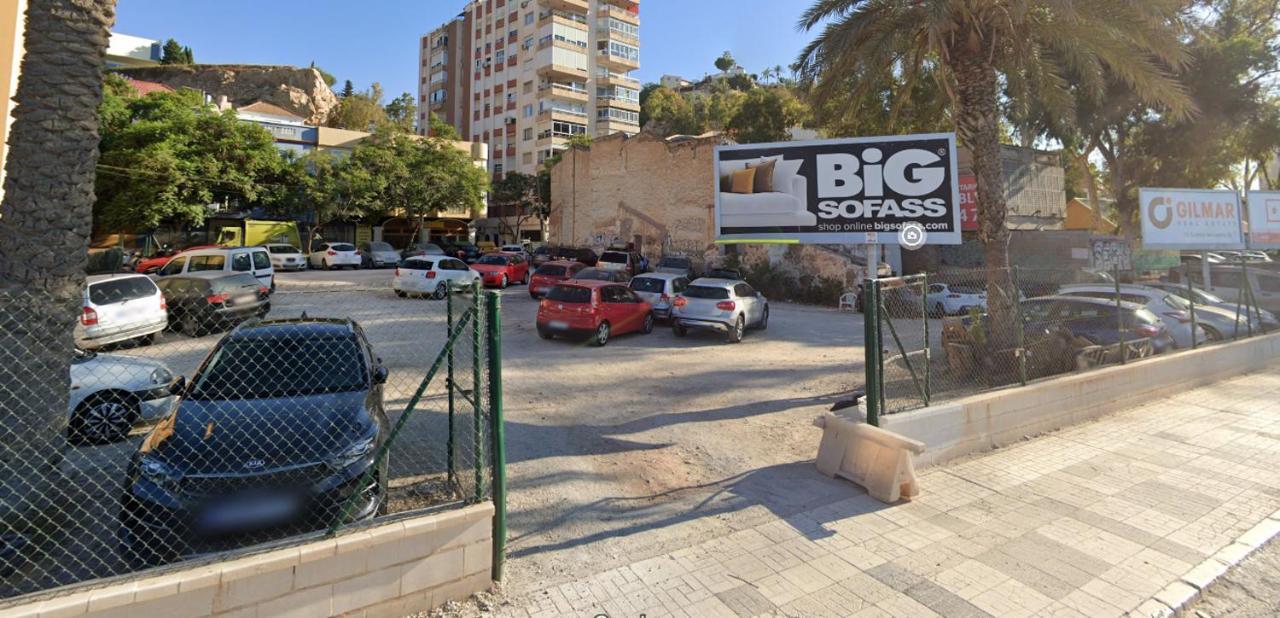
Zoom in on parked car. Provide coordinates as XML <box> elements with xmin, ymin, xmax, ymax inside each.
<box><xmin>358</xmin><ymin>241</ymin><xmax>401</xmax><ymax>269</ymax></box>
<box><xmin>536</xmin><ymin>281</ymin><xmax>654</xmax><ymax>346</ymax></box>
<box><xmin>530</xmin><ymin>245</ymin><xmax>555</xmax><ymax>268</ymax></box>
<box><xmin>671</xmin><ymin>278</ymin><xmax>768</xmax><ymax>343</ymax></box>
<box><xmin>68</xmin><ymin>347</ymin><xmax>175</xmax><ymax>444</ymax></box>
<box><xmin>401</xmin><ymin>243</ymin><xmax>446</xmax><ymax>260</ymax></box>
<box><xmin>500</xmin><ymin>244</ymin><xmax>529</xmax><ymax>258</ymax></box>
<box><xmin>629</xmin><ymin>273</ymin><xmax>690</xmax><ymax>321</ymax></box>
<box><xmin>264</xmin><ymin>244</ymin><xmax>306</xmax><ymax>272</ymax></box>
<box><xmin>551</xmin><ymin>246</ymin><xmax>598</xmax><ymax>266</ymax></box>
<box><xmin>471</xmin><ymin>253</ymin><xmax>530</xmax><ymax>288</ymax></box>
<box><xmin>157</xmin><ymin>246</ymin><xmax>275</xmax><ymax>291</ymax></box>
<box><xmin>448</xmin><ymin>242</ymin><xmax>483</xmax><ymax>264</ymax></box>
<box><xmin>1057</xmin><ymin>284</ymin><xmax>1207</xmax><ymax>348</ymax></box>
<box><xmin>571</xmin><ymin>267</ymin><xmax>631</xmax><ymax>283</ymax></box>
<box><xmin>925</xmin><ymin>283</ymin><xmax>988</xmax><ymax>316</ymax></box>
<box><xmin>118</xmin><ymin>318</ymin><xmax>389</xmax><ymax>564</ymax></box>
<box><xmin>703</xmin><ymin>268</ymin><xmax>743</xmax><ymax>281</ymax></box>
<box><xmin>307</xmin><ymin>242</ymin><xmax>361</xmax><ymax>270</ymax></box>
<box><xmin>392</xmin><ymin>257</ymin><xmax>481</xmax><ymax>299</ymax></box>
<box><xmin>654</xmin><ymin>256</ymin><xmax>696</xmax><ymax>279</ymax></box>
<box><xmin>1146</xmin><ymin>281</ymin><xmax>1278</xmax><ymax>333</ymax></box>
<box><xmin>529</xmin><ymin>260</ymin><xmax>586</xmax><ymax>299</ymax></box>
<box><xmin>597</xmin><ymin>250</ymin><xmax>645</xmax><ymax>277</ymax></box>
<box><xmin>1018</xmin><ymin>295</ymin><xmax>1176</xmax><ymax>353</ymax></box>
<box><xmin>75</xmin><ymin>274</ymin><xmax>168</xmax><ymax>349</ymax></box>
<box><xmin>133</xmin><ymin>245</ymin><xmax>222</xmax><ymax>274</ymax></box>
<box><xmin>1177</xmin><ymin>265</ymin><xmax>1280</xmax><ymax>315</ymax></box>
<box><xmin>155</xmin><ymin>272</ymin><xmax>271</xmax><ymax>336</ymax></box>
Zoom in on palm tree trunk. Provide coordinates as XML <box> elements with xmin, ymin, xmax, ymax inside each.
<box><xmin>0</xmin><ymin>0</ymin><xmax>115</xmax><ymax>578</ymax></box>
<box><xmin>950</xmin><ymin>49</ymin><xmax>1015</xmax><ymax>348</ymax></box>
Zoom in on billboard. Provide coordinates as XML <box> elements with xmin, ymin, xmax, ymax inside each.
<box><xmin>1247</xmin><ymin>191</ymin><xmax>1280</xmax><ymax>249</ymax></box>
<box><xmin>1138</xmin><ymin>188</ymin><xmax>1244</xmax><ymax>250</ymax></box>
<box><xmin>958</xmin><ymin>174</ymin><xmax>978</xmax><ymax>231</ymax></box>
<box><xmin>714</xmin><ymin>134</ymin><xmax>962</xmax><ymax>245</ymax></box>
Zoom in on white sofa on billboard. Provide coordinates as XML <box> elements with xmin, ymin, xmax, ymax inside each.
<box><xmin>718</xmin><ymin>156</ymin><xmax>817</xmax><ymax>228</ymax></box>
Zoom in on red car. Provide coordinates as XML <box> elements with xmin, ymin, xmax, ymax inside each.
<box><xmin>536</xmin><ymin>280</ymin><xmax>654</xmax><ymax>346</ymax></box>
<box><xmin>471</xmin><ymin>252</ymin><xmax>530</xmax><ymax>288</ymax></box>
<box><xmin>133</xmin><ymin>245</ymin><xmax>222</xmax><ymax>274</ymax></box>
<box><xmin>528</xmin><ymin>260</ymin><xmax>586</xmax><ymax>299</ymax></box>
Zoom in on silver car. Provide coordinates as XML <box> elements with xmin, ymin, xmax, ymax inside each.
<box><xmin>629</xmin><ymin>272</ymin><xmax>690</xmax><ymax>321</ymax></box>
<box><xmin>671</xmin><ymin>278</ymin><xmax>769</xmax><ymax>343</ymax></box>
<box><xmin>360</xmin><ymin>241</ymin><xmax>402</xmax><ymax>268</ymax></box>
<box><xmin>68</xmin><ymin>348</ymin><xmax>176</xmax><ymax>444</ymax></box>
<box><xmin>1146</xmin><ymin>281</ymin><xmax>1278</xmax><ymax>333</ymax></box>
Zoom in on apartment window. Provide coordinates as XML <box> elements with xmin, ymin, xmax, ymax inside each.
<box><xmin>484</xmin><ymin>103</ymin><xmax>491</xmax><ymax>116</ymax></box>
<box><xmin>523</xmin><ymin>152</ymin><xmax>533</xmax><ymax>165</ymax></box>
<box><xmin>524</xmin><ymin>11</ymin><xmax>534</xmax><ymax>25</ymax></box>
<box><xmin>509</xmin><ymin>29</ymin><xmax>518</xmax><ymax>40</ymax></box>
<box><xmin>523</xmin><ymin>128</ymin><xmax>533</xmax><ymax>141</ymax></box>
<box><xmin>598</xmin><ymin>107</ymin><xmax>640</xmax><ymax>125</ymax></box>
<box><xmin>597</xmin><ymin>85</ymin><xmax>639</xmax><ymax>103</ymax></box>
<box><xmin>429</xmin><ymin>88</ymin><xmax>447</xmax><ymax>104</ymax></box>
<box><xmin>603</xmin><ymin>41</ymin><xmax>639</xmax><ymax>61</ymax></box>
<box><xmin>601</xmin><ymin>17</ymin><xmax>639</xmax><ymax>38</ymax></box>
<box><xmin>495</xmin><ymin>163</ymin><xmax>504</xmax><ymax>174</ymax></box>
<box><xmin>523</xmin><ymin>81</ymin><xmax>534</xmax><ymax>94</ymax></box>
<box><xmin>542</xmin><ymin>100</ymin><xmax>586</xmax><ymax>117</ymax></box>
<box><xmin>523</xmin><ymin>104</ymin><xmax>534</xmax><ymax>118</ymax></box>
<box><xmin>523</xmin><ymin>36</ymin><xmax>533</xmax><ymax>51</ymax></box>
<box><xmin>551</xmin><ymin>121</ymin><xmax>587</xmax><ymax>137</ymax></box>
<box><xmin>430</xmin><ymin>70</ymin><xmax>447</xmax><ymax>84</ymax></box>
<box><xmin>507</xmin><ymin>92</ymin><xmax>516</xmax><ymax>104</ymax></box>
<box><xmin>496</xmin><ymin>50</ymin><xmax>505</xmax><ymax>63</ymax></box>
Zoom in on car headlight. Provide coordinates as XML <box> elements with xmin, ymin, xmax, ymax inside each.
<box><xmin>328</xmin><ymin>436</ymin><xmax>377</xmax><ymax>471</ymax></box>
<box><xmin>139</xmin><ymin>457</ymin><xmax>182</xmax><ymax>486</ymax></box>
<box><xmin>150</xmin><ymin>367</ymin><xmax>173</xmax><ymax>385</ymax></box>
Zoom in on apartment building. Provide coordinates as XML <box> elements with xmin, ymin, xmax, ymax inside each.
<box><xmin>419</xmin><ymin>0</ymin><xmax>641</xmax><ymax>181</ymax></box>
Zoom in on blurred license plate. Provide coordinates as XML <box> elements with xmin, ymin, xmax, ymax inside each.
<box><xmin>235</xmin><ymin>294</ymin><xmax>255</xmax><ymax>305</ymax></box>
<box><xmin>548</xmin><ymin>320</ymin><xmax>569</xmax><ymax>330</ymax></box>
<box><xmin>197</xmin><ymin>494</ymin><xmax>299</xmax><ymax>533</ymax></box>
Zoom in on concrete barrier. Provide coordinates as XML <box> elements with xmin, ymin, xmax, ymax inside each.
<box><xmin>882</xmin><ymin>332</ymin><xmax>1280</xmax><ymax>469</ymax></box>
<box><xmin>0</xmin><ymin>502</ymin><xmax>494</xmax><ymax>618</ymax></box>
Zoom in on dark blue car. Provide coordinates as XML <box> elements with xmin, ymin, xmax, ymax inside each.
<box><xmin>119</xmin><ymin>318</ymin><xmax>389</xmax><ymax>564</ymax></box>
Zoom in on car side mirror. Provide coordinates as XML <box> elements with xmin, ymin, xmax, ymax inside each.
<box><xmin>168</xmin><ymin>375</ymin><xmax>187</xmax><ymax>396</ymax></box>
<box><xmin>373</xmin><ymin>366</ymin><xmax>389</xmax><ymax>385</ymax></box>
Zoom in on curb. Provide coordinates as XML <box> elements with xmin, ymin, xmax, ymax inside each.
<box><xmin>1130</xmin><ymin>508</ymin><xmax>1280</xmax><ymax>617</ymax></box>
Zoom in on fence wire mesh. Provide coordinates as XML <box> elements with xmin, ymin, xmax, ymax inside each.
<box><xmin>0</xmin><ymin>277</ymin><xmax>498</xmax><ymax>602</ymax></box>
<box><xmin>873</xmin><ymin>264</ymin><xmax>1274</xmax><ymax>416</ymax></box>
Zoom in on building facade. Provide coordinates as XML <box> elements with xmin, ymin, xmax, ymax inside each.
<box><xmin>419</xmin><ymin>0</ymin><xmax>642</xmax><ymax>181</ymax></box>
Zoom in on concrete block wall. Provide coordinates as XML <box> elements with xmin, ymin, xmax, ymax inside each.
<box><xmin>0</xmin><ymin>502</ymin><xmax>494</xmax><ymax>618</ymax></box>
<box><xmin>883</xmin><ymin>333</ymin><xmax>1280</xmax><ymax>468</ymax></box>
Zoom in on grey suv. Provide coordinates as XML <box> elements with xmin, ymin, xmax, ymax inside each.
<box><xmin>671</xmin><ymin>278</ymin><xmax>768</xmax><ymax>343</ymax></box>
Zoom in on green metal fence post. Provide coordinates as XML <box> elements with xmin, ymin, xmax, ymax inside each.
<box><xmin>472</xmin><ymin>281</ymin><xmax>484</xmax><ymax>502</ymax></box>
<box><xmin>1014</xmin><ymin>266</ymin><xmax>1027</xmax><ymax>386</ymax></box>
<box><xmin>446</xmin><ymin>288</ymin><xmax>457</xmax><ymax>484</ymax></box>
<box><xmin>1185</xmin><ymin>265</ymin><xmax>1198</xmax><ymax>349</ymax></box>
<box><xmin>864</xmin><ymin>279</ymin><xmax>881</xmax><ymax>427</ymax></box>
<box><xmin>485</xmin><ymin>291</ymin><xmax>507</xmax><ymax>583</ymax></box>
<box><xmin>1115</xmin><ymin>264</ymin><xmax>1126</xmax><ymax>365</ymax></box>
<box><xmin>1242</xmin><ymin>257</ymin><xmax>1255</xmax><ymax>338</ymax></box>
<box><xmin>921</xmin><ymin>274</ymin><xmax>930</xmax><ymax>405</ymax></box>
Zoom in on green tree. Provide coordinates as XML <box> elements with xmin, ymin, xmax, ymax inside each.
<box><xmin>160</xmin><ymin>38</ymin><xmax>191</xmax><ymax>65</ymax></box>
<box><xmin>293</xmin><ymin>149</ymin><xmax>379</xmax><ymax>253</ymax></box>
<box><xmin>638</xmin><ymin>82</ymin><xmax>661</xmax><ymax>126</ymax></box>
<box><xmin>491</xmin><ymin>172</ymin><xmax>542</xmax><ymax>240</ymax></box>
<box><xmin>641</xmin><ymin>86</ymin><xmax>697</xmax><ymax>134</ymax></box>
<box><xmin>182</xmin><ymin>45</ymin><xmax>194</xmax><ymax>64</ymax></box>
<box><xmin>797</xmin><ymin>0</ymin><xmax>1193</xmax><ymax>335</ymax></box>
<box><xmin>94</xmin><ymin>87</ymin><xmax>295</xmax><ymax>230</ymax></box>
<box><xmin>427</xmin><ymin>111</ymin><xmax>460</xmax><ymax>140</ymax></box>
<box><xmin>714</xmin><ymin>51</ymin><xmax>736</xmax><ymax>73</ymax></box>
<box><xmin>728</xmin><ymin>87</ymin><xmax>806</xmax><ymax>144</ymax></box>
<box><xmin>327</xmin><ymin>82</ymin><xmax>388</xmax><ymax>131</ymax></box>
<box><xmin>384</xmin><ymin>92</ymin><xmax>417</xmax><ymax>130</ymax></box>
<box><xmin>340</xmin><ymin>79</ymin><xmax>355</xmax><ymax>99</ymax></box>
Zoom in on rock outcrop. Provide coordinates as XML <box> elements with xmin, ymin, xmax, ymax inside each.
<box><xmin>112</xmin><ymin>64</ymin><xmax>339</xmax><ymax>125</ymax></box>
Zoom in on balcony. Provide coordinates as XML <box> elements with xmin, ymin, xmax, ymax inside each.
<box><xmin>537</xmin><ymin>62</ymin><xmax>589</xmax><ymax>82</ymax></box>
<box><xmin>597</xmin><ymin>4</ymin><xmax>639</xmax><ymax>25</ymax></box>
<box><xmin>595</xmin><ymin>70</ymin><xmax>640</xmax><ymax>89</ymax></box>
<box><xmin>596</xmin><ymin>118</ymin><xmax>639</xmax><ymax>137</ymax></box>
<box><xmin>596</xmin><ymin>95</ymin><xmax>640</xmax><ymax>112</ymax></box>
<box><xmin>538</xmin><ymin>9</ymin><xmax>589</xmax><ymax>30</ymax></box>
<box><xmin>538</xmin><ymin>0</ymin><xmax>589</xmax><ymax>13</ymax></box>
<box><xmin>596</xmin><ymin>26</ymin><xmax>638</xmax><ymax>47</ymax></box>
<box><xmin>540</xmin><ymin>82</ymin><xmax>589</xmax><ymax>103</ymax></box>
<box><xmin>596</xmin><ymin>50</ymin><xmax>639</xmax><ymax>72</ymax></box>
<box><xmin>536</xmin><ymin>107</ymin><xmax>588</xmax><ymax>123</ymax></box>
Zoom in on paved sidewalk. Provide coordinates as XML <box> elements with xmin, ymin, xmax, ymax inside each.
<box><xmin>497</xmin><ymin>364</ymin><xmax>1280</xmax><ymax>617</ymax></box>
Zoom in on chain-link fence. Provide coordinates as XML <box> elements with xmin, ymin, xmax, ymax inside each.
<box><xmin>0</xmin><ymin>276</ymin><xmax>503</xmax><ymax>602</ymax></box>
<box><xmin>865</xmin><ymin>263</ymin><xmax>1273</xmax><ymax>418</ymax></box>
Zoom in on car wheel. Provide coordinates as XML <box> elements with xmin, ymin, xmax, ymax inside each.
<box><xmin>500</xmin><ymin>275</ymin><xmax>509</xmax><ymax>289</ymax></box>
<box><xmin>522</xmin><ymin>272</ymin><xmax>529</xmax><ymax>285</ymax></box>
<box><xmin>537</xmin><ymin>326</ymin><xmax>554</xmax><ymax>340</ymax></box>
<box><xmin>395</xmin><ymin>289</ymin><xmax>407</xmax><ymax>298</ymax></box>
<box><xmin>529</xmin><ymin>292</ymin><xmax>539</xmax><ymax>300</ymax></box>
<box><xmin>642</xmin><ymin>312</ymin><xmax>655</xmax><ymax>334</ymax></box>
<box><xmin>70</xmin><ymin>393</ymin><xmax>137</xmax><ymax>444</ymax></box>
<box><xmin>138</xmin><ymin>332</ymin><xmax>157</xmax><ymax>346</ymax></box>
<box><xmin>322</xmin><ymin>260</ymin><xmax>331</xmax><ymax>271</ymax></box>
<box><xmin>673</xmin><ymin>323</ymin><xmax>687</xmax><ymax>337</ymax></box>
<box><xmin>758</xmin><ymin>307</ymin><xmax>769</xmax><ymax>330</ymax></box>
<box><xmin>727</xmin><ymin>315</ymin><xmax>744</xmax><ymax>343</ymax></box>
<box><xmin>180</xmin><ymin>311</ymin><xmax>202</xmax><ymax>337</ymax></box>
<box><xmin>932</xmin><ymin>303</ymin><xmax>945</xmax><ymax>318</ymax></box>
<box><xmin>593</xmin><ymin>321</ymin><xmax>611</xmax><ymax>347</ymax></box>
<box><xmin>432</xmin><ymin>283</ymin><xmax>448</xmax><ymax>300</ymax></box>
<box><xmin>1203</xmin><ymin>326</ymin><xmax>1223</xmax><ymax>341</ymax></box>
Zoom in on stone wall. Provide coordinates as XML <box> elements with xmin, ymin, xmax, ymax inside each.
<box><xmin>113</xmin><ymin>65</ymin><xmax>339</xmax><ymax>125</ymax></box>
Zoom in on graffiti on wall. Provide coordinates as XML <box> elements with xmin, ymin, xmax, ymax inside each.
<box><xmin>1091</xmin><ymin>238</ymin><xmax>1132</xmax><ymax>272</ymax></box>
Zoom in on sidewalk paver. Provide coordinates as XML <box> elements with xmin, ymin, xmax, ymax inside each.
<box><xmin>499</xmin><ymin>365</ymin><xmax>1280</xmax><ymax>617</ymax></box>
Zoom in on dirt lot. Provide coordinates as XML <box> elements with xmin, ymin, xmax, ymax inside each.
<box><xmin>1186</xmin><ymin>540</ymin><xmax>1280</xmax><ymax>617</ymax></box>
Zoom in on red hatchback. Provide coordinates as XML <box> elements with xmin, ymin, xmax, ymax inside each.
<box><xmin>528</xmin><ymin>260</ymin><xmax>586</xmax><ymax>299</ymax></box>
<box><xmin>472</xmin><ymin>252</ymin><xmax>530</xmax><ymax>288</ymax></box>
<box><xmin>536</xmin><ymin>280</ymin><xmax>654</xmax><ymax>346</ymax></box>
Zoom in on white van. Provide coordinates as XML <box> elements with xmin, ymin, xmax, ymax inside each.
<box><xmin>1187</xmin><ymin>266</ymin><xmax>1280</xmax><ymax>314</ymax></box>
<box><xmin>155</xmin><ymin>246</ymin><xmax>275</xmax><ymax>291</ymax></box>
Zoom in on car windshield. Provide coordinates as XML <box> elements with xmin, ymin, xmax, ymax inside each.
<box><xmin>630</xmin><ymin>277</ymin><xmax>665</xmax><ymax>293</ymax></box>
<box><xmin>331</xmin><ymin>243</ymin><xmax>356</xmax><ymax>252</ymax></box>
<box><xmin>684</xmin><ymin>285</ymin><xmax>730</xmax><ymax>300</ymax></box>
<box><xmin>547</xmin><ymin>285</ymin><xmax>591</xmax><ymax>303</ymax></box>
<box><xmin>189</xmin><ymin>336</ymin><xmax>367</xmax><ymax>400</ymax></box>
<box><xmin>536</xmin><ymin>264</ymin><xmax>567</xmax><ymax>276</ymax></box>
<box><xmin>477</xmin><ymin>255</ymin><xmax>509</xmax><ymax>265</ymax></box>
<box><xmin>1134</xmin><ymin>308</ymin><xmax>1161</xmax><ymax>325</ymax></box>
<box><xmin>1163</xmin><ymin>293</ymin><xmax>1191</xmax><ymax>311</ymax></box>
<box><xmin>399</xmin><ymin>259</ymin><xmax>433</xmax><ymax>270</ymax></box>
<box><xmin>88</xmin><ymin>277</ymin><xmax>155</xmax><ymax>305</ymax></box>
<box><xmin>658</xmin><ymin>258</ymin><xmax>690</xmax><ymax>268</ymax></box>
<box><xmin>267</xmin><ymin>245</ymin><xmax>298</xmax><ymax>254</ymax></box>
<box><xmin>949</xmin><ymin>285</ymin><xmax>983</xmax><ymax>295</ymax></box>
<box><xmin>600</xmin><ymin>252</ymin><xmax>628</xmax><ymax>264</ymax></box>
<box><xmin>368</xmin><ymin>242</ymin><xmax>394</xmax><ymax>251</ymax></box>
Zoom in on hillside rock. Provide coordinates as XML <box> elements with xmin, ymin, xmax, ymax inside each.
<box><xmin>113</xmin><ymin>64</ymin><xmax>339</xmax><ymax>125</ymax></box>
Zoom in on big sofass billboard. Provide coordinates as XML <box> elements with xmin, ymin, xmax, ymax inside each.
<box><xmin>713</xmin><ymin>134</ymin><xmax>962</xmax><ymax>245</ymax></box>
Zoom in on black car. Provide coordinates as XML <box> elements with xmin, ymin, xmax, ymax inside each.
<box><xmin>118</xmin><ymin>318</ymin><xmax>390</xmax><ymax>565</ymax></box>
<box><xmin>155</xmin><ymin>272</ymin><xmax>270</xmax><ymax>336</ymax></box>
<box><xmin>551</xmin><ymin>246</ymin><xmax>599</xmax><ymax>267</ymax></box>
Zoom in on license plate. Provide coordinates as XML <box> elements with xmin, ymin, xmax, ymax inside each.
<box><xmin>196</xmin><ymin>493</ymin><xmax>299</xmax><ymax>533</ymax></box>
<box><xmin>234</xmin><ymin>294</ymin><xmax>255</xmax><ymax>305</ymax></box>
<box><xmin>548</xmin><ymin>320</ymin><xmax>569</xmax><ymax>330</ymax></box>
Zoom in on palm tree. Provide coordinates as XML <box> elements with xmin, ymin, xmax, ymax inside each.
<box><xmin>0</xmin><ymin>0</ymin><xmax>115</xmax><ymax>571</ymax></box>
<box><xmin>796</xmin><ymin>0</ymin><xmax>1194</xmax><ymax>341</ymax></box>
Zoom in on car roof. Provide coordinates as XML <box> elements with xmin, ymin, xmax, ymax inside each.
<box><xmin>1026</xmin><ymin>295</ymin><xmax>1148</xmax><ymax>310</ymax></box>
<box><xmin>558</xmin><ymin>279</ymin><xmax>617</xmax><ymax>288</ymax></box>
<box><xmin>539</xmin><ymin>260</ymin><xmax>581</xmax><ymax>267</ymax></box>
<box><xmin>179</xmin><ymin>246</ymin><xmax>263</xmax><ymax>255</ymax></box>
<box><xmin>689</xmin><ymin>278</ymin><xmax>740</xmax><ymax>288</ymax></box>
<box><xmin>1059</xmin><ymin>283</ymin><xmax>1162</xmax><ymax>295</ymax></box>
<box><xmin>264</xmin><ymin>243</ymin><xmax>297</xmax><ymax>247</ymax></box>
<box><xmin>160</xmin><ymin>271</ymin><xmax>256</xmax><ymax>281</ymax></box>
<box><xmin>230</xmin><ymin>318</ymin><xmax>356</xmax><ymax>340</ymax></box>
<box><xmin>400</xmin><ymin>256</ymin><xmax>438</xmax><ymax>266</ymax></box>
<box><xmin>633</xmin><ymin>272</ymin><xmax>685</xmax><ymax>281</ymax></box>
<box><xmin>86</xmin><ymin>273</ymin><xmax>152</xmax><ymax>284</ymax></box>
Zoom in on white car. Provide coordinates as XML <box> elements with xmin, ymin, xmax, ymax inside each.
<box><xmin>1058</xmin><ymin>284</ymin><xmax>1207</xmax><ymax>349</ymax></box>
<box><xmin>629</xmin><ymin>272</ymin><xmax>690</xmax><ymax>321</ymax></box>
<box><xmin>926</xmin><ymin>283</ymin><xmax>987</xmax><ymax>316</ymax></box>
<box><xmin>392</xmin><ymin>256</ymin><xmax>481</xmax><ymax>299</ymax></box>
<box><xmin>264</xmin><ymin>243</ymin><xmax>306</xmax><ymax>271</ymax></box>
<box><xmin>68</xmin><ymin>348</ymin><xmax>176</xmax><ymax>444</ymax></box>
<box><xmin>75</xmin><ymin>274</ymin><xmax>167</xmax><ymax>349</ymax></box>
<box><xmin>500</xmin><ymin>244</ymin><xmax>529</xmax><ymax>258</ymax></box>
<box><xmin>309</xmin><ymin>242</ymin><xmax>362</xmax><ymax>270</ymax></box>
<box><xmin>671</xmin><ymin>278</ymin><xmax>768</xmax><ymax>343</ymax></box>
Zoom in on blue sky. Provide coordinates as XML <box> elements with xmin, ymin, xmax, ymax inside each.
<box><xmin>114</xmin><ymin>1</ymin><xmax>816</xmax><ymax>100</ymax></box>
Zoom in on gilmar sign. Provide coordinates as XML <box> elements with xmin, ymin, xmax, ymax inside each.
<box><xmin>714</xmin><ymin>134</ymin><xmax>962</xmax><ymax>245</ymax></box>
<box><xmin>1139</xmin><ymin>188</ymin><xmax>1244</xmax><ymax>250</ymax></box>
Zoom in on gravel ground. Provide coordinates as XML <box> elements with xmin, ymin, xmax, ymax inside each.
<box><xmin>1186</xmin><ymin>540</ymin><xmax>1280</xmax><ymax>617</ymax></box>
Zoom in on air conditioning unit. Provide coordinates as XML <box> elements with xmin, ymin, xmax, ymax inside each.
<box><xmin>505</xmin><ymin>117</ymin><xmax>517</xmax><ymax>125</ymax></box>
